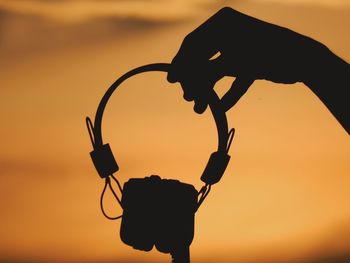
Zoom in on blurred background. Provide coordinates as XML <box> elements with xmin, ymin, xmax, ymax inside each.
<box><xmin>0</xmin><ymin>0</ymin><xmax>349</xmax><ymax>262</ymax></box>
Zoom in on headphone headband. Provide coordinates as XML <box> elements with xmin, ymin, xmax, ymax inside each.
<box><xmin>92</xmin><ymin>63</ymin><xmax>229</xmax><ymax>152</ymax></box>
<box><xmin>87</xmin><ymin>63</ymin><xmax>234</xmax><ymax>185</ymax></box>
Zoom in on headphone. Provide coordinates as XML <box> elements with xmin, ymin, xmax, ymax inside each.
<box><xmin>86</xmin><ymin>63</ymin><xmax>235</xmax><ymax>219</ymax></box>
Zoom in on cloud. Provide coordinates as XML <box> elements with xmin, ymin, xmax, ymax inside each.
<box><xmin>206</xmin><ymin>0</ymin><xmax>350</xmax><ymax>9</ymax></box>
<box><xmin>304</xmin><ymin>253</ymin><xmax>350</xmax><ymax>263</ymax></box>
<box><xmin>0</xmin><ymin>6</ymin><xmax>186</xmax><ymax>60</ymax></box>
<box><xmin>0</xmin><ymin>258</ymin><xmax>163</xmax><ymax>263</ymax></box>
<box><xmin>0</xmin><ymin>158</ymin><xmax>70</xmax><ymax>177</ymax></box>
<box><xmin>254</xmin><ymin>0</ymin><xmax>350</xmax><ymax>8</ymax></box>
<box><xmin>302</xmin><ymin>221</ymin><xmax>350</xmax><ymax>263</ymax></box>
<box><xmin>0</xmin><ymin>0</ymin><xmax>194</xmax><ymax>23</ymax></box>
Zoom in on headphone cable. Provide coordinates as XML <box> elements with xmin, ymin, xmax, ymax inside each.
<box><xmin>100</xmin><ymin>177</ymin><xmax>123</xmax><ymax>220</ymax></box>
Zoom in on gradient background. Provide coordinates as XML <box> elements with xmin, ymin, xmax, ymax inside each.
<box><xmin>0</xmin><ymin>0</ymin><xmax>349</xmax><ymax>262</ymax></box>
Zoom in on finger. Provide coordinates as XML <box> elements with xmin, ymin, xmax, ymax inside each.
<box><xmin>192</xmin><ymin>56</ymin><xmax>225</xmax><ymax>113</ymax></box>
<box><xmin>180</xmin><ymin>82</ymin><xmax>195</xmax><ymax>102</ymax></box>
<box><xmin>180</xmin><ymin>79</ymin><xmax>209</xmax><ymax>114</ymax></box>
<box><xmin>221</xmin><ymin>77</ymin><xmax>255</xmax><ymax>112</ymax></box>
<box><xmin>194</xmin><ymin>98</ymin><xmax>208</xmax><ymax>114</ymax></box>
<box><xmin>179</xmin><ymin>57</ymin><xmax>225</xmax><ymax>114</ymax></box>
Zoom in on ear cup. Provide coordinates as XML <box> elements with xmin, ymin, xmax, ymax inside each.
<box><xmin>154</xmin><ymin>179</ymin><xmax>197</xmax><ymax>254</ymax></box>
<box><xmin>120</xmin><ymin>178</ymin><xmax>155</xmax><ymax>251</ymax></box>
<box><xmin>120</xmin><ymin>176</ymin><xmax>197</xmax><ymax>254</ymax></box>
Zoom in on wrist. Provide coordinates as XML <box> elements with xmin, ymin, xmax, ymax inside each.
<box><xmin>302</xmin><ymin>42</ymin><xmax>349</xmax><ymax>90</ymax></box>
<box><xmin>301</xmin><ymin>41</ymin><xmax>350</xmax><ymax>133</ymax></box>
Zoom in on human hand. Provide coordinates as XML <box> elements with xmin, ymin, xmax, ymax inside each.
<box><xmin>167</xmin><ymin>7</ymin><xmax>325</xmax><ymax>113</ymax></box>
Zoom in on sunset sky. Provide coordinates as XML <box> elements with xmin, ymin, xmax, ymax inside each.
<box><xmin>0</xmin><ymin>0</ymin><xmax>349</xmax><ymax>262</ymax></box>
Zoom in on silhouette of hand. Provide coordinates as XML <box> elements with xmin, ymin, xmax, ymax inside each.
<box><xmin>167</xmin><ymin>7</ymin><xmax>326</xmax><ymax>113</ymax></box>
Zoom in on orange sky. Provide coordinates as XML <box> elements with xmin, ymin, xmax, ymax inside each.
<box><xmin>0</xmin><ymin>0</ymin><xmax>349</xmax><ymax>262</ymax></box>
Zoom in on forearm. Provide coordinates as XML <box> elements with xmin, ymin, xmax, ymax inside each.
<box><xmin>303</xmin><ymin>45</ymin><xmax>350</xmax><ymax>134</ymax></box>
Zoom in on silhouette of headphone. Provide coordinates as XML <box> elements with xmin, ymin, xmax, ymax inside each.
<box><xmin>86</xmin><ymin>63</ymin><xmax>235</xmax><ymax>219</ymax></box>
